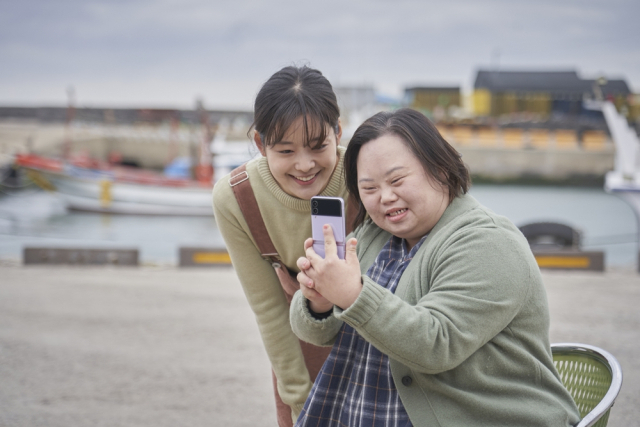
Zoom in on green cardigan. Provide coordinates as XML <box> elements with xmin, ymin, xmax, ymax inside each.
<box><xmin>290</xmin><ymin>194</ymin><xmax>581</xmax><ymax>426</ymax></box>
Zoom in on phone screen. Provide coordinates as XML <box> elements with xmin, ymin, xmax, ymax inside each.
<box><xmin>311</xmin><ymin>196</ymin><xmax>346</xmax><ymax>259</ymax></box>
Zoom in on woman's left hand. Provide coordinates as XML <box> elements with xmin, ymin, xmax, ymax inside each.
<box><xmin>303</xmin><ymin>224</ymin><xmax>363</xmax><ymax>310</ymax></box>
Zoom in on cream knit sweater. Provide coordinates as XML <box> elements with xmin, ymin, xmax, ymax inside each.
<box><xmin>212</xmin><ymin>146</ymin><xmax>349</xmax><ymax>419</ymax></box>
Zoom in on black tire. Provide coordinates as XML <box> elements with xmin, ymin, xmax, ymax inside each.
<box><xmin>518</xmin><ymin>222</ymin><xmax>581</xmax><ymax>249</ymax></box>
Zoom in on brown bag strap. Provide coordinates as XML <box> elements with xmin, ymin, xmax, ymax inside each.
<box><xmin>229</xmin><ymin>163</ymin><xmax>357</xmax><ymax>303</ymax></box>
<box><xmin>229</xmin><ymin>164</ymin><xmax>279</xmax><ymax>260</ymax></box>
<box><xmin>229</xmin><ymin>163</ymin><xmax>299</xmax><ymax>303</ymax></box>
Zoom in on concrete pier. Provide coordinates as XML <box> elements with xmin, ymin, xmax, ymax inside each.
<box><xmin>0</xmin><ymin>263</ymin><xmax>638</xmax><ymax>426</ymax></box>
<box><xmin>1</xmin><ymin>119</ymin><xmax>615</xmax><ymax>183</ymax></box>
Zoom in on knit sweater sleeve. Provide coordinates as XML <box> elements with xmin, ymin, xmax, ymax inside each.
<box><xmin>212</xmin><ymin>176</ymin><xmax>312</xmax><ymax>416</ymax></box>
<box><xmin>290</xmin><ymin>290</ymin><xmax>343</xmax><ymax>346</ymax></box>
<box><xmin>334</xmin><ymin>222</ymin><xmax>532</xmax><ymax>374</ymax></box>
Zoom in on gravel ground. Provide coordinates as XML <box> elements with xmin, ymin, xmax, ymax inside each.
<box><xmin>0</xmin><ymin>264</ymin><xmax>638</xmax><ymax>427</ymax></box>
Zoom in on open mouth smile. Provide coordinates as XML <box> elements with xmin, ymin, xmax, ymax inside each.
<box><xmin>387</xmin><ymin>208</ymin><xmax>407</xmax><ymax>217</ymax></box>
<box><xmin>292</xmin><ymin>173</ymin><xmax>319</xmax><ymax>184</ymax></box>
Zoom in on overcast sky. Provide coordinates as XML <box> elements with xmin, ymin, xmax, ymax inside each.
<box><xmin>1</xmin><ymin>0</ymin><xmax>638</xmax><ymax>110</ymax></box>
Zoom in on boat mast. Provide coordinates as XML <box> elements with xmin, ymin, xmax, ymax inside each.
<box><xmin>166</xmin><ymin>112</ymin><xmax>180</xmax><ymax>166</ymax></box>
<box><xmin>63</xmin><ymin>86</ymin><xmax>76</xmax><ymax>160</ymax></box>
<box><xmin>195</xmin><ymin>99</ymin><xmax>214</xmax><ymax>183</ymax></box>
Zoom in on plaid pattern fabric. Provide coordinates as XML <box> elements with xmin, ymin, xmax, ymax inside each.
<box><xmin>296</xmin><ymin>235</ymin><xmax>427</xmax><ymax>427</ymax></box>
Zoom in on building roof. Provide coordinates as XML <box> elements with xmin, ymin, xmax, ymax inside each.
<box><xmin>405</xmin><ymin>86</ymin><xmax>460</xmax><ymax>92</ymax></box>
<box><xmin>588</xmin><ymin>79</ymin><xmax>632</xmax><ymax>97</ymax></box>
<box><xmin>0</xmin><ymin>106</ymin><xmax>252</xmax><ymax>124</ymax></box>
<box><xmin>474</xmin><ymin>70</ymin><xmax>630</xmax><ymax>96</ymax></box>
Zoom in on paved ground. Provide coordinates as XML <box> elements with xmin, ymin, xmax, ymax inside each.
<box><xmin>0</xmin><ymin>263</ymin><xmax>638</xmax><ymax>426</ymax></box>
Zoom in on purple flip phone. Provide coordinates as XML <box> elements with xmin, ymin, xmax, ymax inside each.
<box><xmin>311</xmin><ymin>196</ymin><xmax>346</xmax><ymax>259</ymax></box>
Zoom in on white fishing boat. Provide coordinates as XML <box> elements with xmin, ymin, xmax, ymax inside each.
<box><xmin>15</xmin><ymin>138</ymin><xmax>258</xmax><ymax>216</ymax></box>
<box><xmin>15</xmin><ymin>154</ymin><xmax>211</xmax><ymax>215</ymax></box>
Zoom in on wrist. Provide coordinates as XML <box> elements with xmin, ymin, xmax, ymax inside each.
<box><xmin>337</xmin><ymin>275</ymin><xmax>364</xmax><ymax>310</ymax></box>
<box><xmin>307</xmin><ymin>299</ymin><xmax>333</xmax><ymax>319</ymax></box>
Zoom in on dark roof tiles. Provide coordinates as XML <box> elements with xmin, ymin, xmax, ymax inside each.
<box><xmin>474</xmin><ymin>70</ymin><xmax>630</xmax><ymax>95</ymax></box>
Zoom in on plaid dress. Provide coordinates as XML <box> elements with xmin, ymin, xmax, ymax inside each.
<box><xmin>295</xmin><ymin>235</ymin><xmax>427</xmax><ymax>427</ymax></box>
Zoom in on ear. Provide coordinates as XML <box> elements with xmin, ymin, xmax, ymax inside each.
<box><xmin>253</xmin><ymin>131</ymin><xmax>266</xmax><ymax>156</ymax></box>
<box><xmin>335</xmin><ymin>120</ymin><xmax>343</xmax><ymax>144</ymax></box>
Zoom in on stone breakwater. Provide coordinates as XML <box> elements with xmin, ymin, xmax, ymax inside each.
<box><xmin>2</xmin><ymin>120</ymin><xmax>614</xmax><ymax>184</ymax></box>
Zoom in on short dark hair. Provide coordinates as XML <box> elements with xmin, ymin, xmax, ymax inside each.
<box><xmin>250</xmin><ymin>65</ymin><xmax>340</xmax><ymax>149</ymax></box>
<box><xmin>344</xmin><ymin>108</ymin><xmax>471</xmax><ymax>228</ymax></box>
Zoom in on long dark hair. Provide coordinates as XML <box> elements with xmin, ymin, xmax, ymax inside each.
<box><xmin>250</xmin><ymin>66</ymin><xmax>340</xmax><ymax>149</ymax></box>
<box><xmin>344</xmin><ymin>108</ymin><xmax>470</xmax><ymax>228</ymax></box>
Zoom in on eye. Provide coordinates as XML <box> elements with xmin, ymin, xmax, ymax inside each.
<box><xmin>391</xmin><ymin>176</ymin><xmax>404</xmax><ymax>185</ymax></box>
<box><xmin>276</xmin><ymin>149</ymin><xmax>294</xmax><ymax>154</ymax></box>
<box><xmin>312</xmin><ymin>143</ymin><xmax>329</xmax><ymax>151</ymax></box>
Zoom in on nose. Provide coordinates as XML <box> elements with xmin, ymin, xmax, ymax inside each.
<box><xmin>295</xmin><ymin>151</ymin><xmax>315</xmax><ymax>173</ymax></box>
<box><xmin>380</xmin><ymin>185</ymin><xmax>398</xmax><ymax>204</ymax></box>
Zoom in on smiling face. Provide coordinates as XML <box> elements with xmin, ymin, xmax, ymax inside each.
<box><xmin>256</xmin><ymin>116</ymin><xmax>341</xmax><ymax>200</ymax></box>
<box><xmin>357</xmin><ymin>133</ymin><xmax>449</xmax><ymax>249</ymax></box>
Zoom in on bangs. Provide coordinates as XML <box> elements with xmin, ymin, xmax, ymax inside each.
<box><xmin>261</xmin><ymin>90</ymin><xmax>336</xmax><ymax>149</ymax></box>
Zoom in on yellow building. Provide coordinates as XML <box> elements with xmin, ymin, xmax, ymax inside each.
<box><xmin>472</xmin><ymin>70</ymin><xmax>632</xmax><ymax>119</ymax></box>
<box><xmin>404</xmin><ymin>86</ymin><xmax>461</xmax><ymax>117</ymax></box>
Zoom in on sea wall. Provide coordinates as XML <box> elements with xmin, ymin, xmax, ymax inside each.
<box><xmin>1</xmin><ymin>121</ymin><xmax>615</xmax><ymax>184</ymax></box>
<box><xmin>458</xmin><ymin>146</ymin><xmax>614</xmax><ymax>183</ymax></box>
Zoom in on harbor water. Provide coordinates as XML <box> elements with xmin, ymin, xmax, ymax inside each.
<box><xmin>0</xmin><ymin>184</ymin><xmax>637</xmax><ymax>267</ymax></box>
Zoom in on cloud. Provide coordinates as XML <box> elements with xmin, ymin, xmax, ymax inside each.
<box><xmin>0</xmin><ymin>0</ymin><xmax>638</xmax><ymax>108</ymax></box>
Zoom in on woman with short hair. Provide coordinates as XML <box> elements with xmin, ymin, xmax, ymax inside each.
<box><xmin>291</xmin><ymin>108</ymin><xmax>581</xmax><ymax>426</ymax></box>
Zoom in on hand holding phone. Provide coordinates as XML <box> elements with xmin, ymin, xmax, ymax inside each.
<box><xmin>311</xmin><ymin>196</ymin><xmax>346</xmax><ymax>259</ymax></box>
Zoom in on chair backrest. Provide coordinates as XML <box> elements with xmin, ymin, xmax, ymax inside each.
<box><xmin>551</xmin><ymin>343</ymin><xmax>623</xmax><ymax>427</ymax></box>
